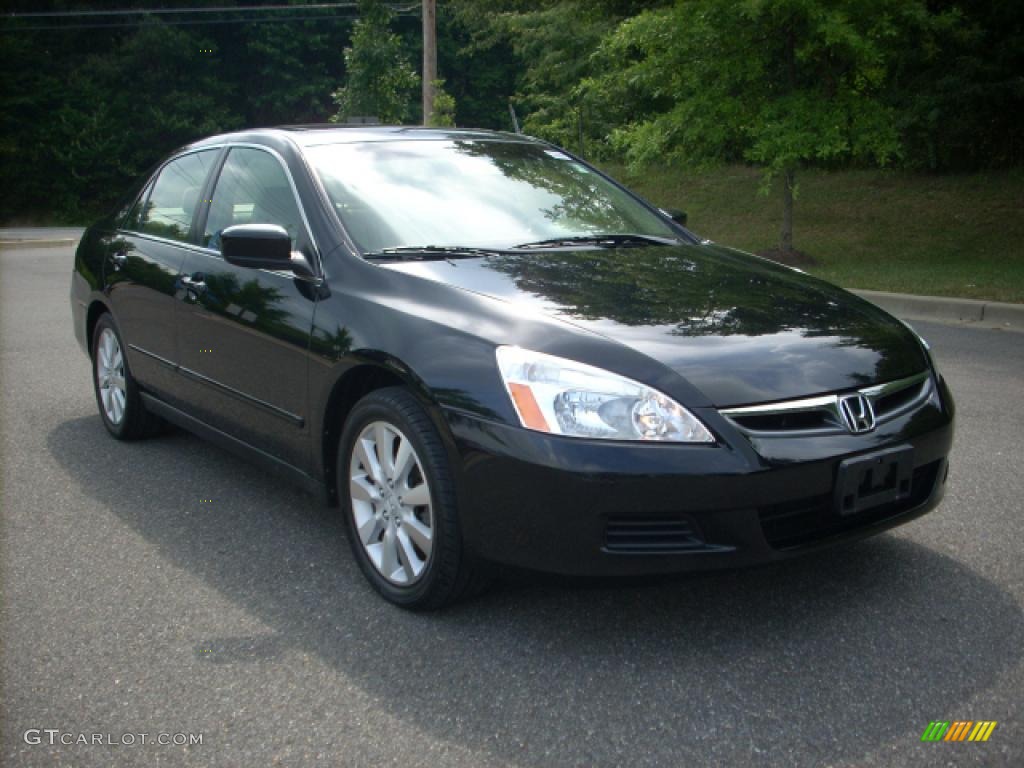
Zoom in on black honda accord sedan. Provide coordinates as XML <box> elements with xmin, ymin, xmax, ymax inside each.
<box><xmin>71</xmin><ymin>126</ymin><xmax>954</xmax><ymax>608</ymax></box>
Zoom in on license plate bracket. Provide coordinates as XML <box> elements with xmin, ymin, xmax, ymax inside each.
<box><xmin>834</xmin><ymin>445</ymin><xmax>914</xmax><ymax>516</ymax></box>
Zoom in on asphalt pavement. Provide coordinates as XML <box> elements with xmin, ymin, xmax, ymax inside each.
<box><xmin>2</xmin><ymin>242</ymin><xmax>1022</xmax><ymax>767</ymax></box>
<box><xmin>0</xmin><ymin>227</ymin><xmax>84</xmax><ymax>247</ymax></box>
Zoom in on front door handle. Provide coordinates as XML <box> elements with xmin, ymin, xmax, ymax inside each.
<box><xmin>181</xmin><ymin>273</ymin><xmax>207</xmax><ymax>297</ymax></box>
<box><xmin>111</xmin><ymin>250</ymin><xmax>127</xmax><ymax>270</ymax></box>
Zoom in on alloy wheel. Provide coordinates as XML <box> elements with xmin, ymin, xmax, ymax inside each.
<box><xmin>96</xmin><ymin>327</ymin><xmax>127</xmax><ymax>425</ymax></box>
<box><xmin>349</xmin><ymin>420</ymin><xmax>435</xmax><ymax>586</ymax></box>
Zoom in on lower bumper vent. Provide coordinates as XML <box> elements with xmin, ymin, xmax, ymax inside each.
<box><xmin>604</xmin><ymin>516</ymin><xmax>706</xmax><ymax>554</ymax></box>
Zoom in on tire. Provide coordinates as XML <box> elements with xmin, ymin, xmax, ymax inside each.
<box><xmin>338</xmin><ymin>387</ymin><xmax>487</xmax><ymax>609</ymax></box>
<box><xmin>91</xmin><ymin>313</ymin><xmax>160</xmax><ymax>440</ymax></box>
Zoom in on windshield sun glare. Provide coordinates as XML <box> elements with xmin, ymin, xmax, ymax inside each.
<box><xmin>306</xmin><ymin>139</ymin><xmax>677</xmax><ymax>254</ymax></box>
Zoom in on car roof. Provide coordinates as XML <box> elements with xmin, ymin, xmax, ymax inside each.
<box><xmin>188</xmin><ymin>125</ymin><xmax>535</xmax><ymax>151</ymax></box>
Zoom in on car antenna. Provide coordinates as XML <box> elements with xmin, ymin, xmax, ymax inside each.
<box><xmin>508</xmin><ymin>101</ymin><xmax>521</xmax><ymax>135</ymax></box>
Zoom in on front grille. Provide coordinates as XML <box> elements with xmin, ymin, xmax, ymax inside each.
<box><xmin>720</xmin><ymin>372</ymin><xmax>933</xmax><ymax>436</ymax></box>
<box><xmin>873</xmin><ymin>377</ymin><xmax>928</xmax><ymax>418</ymax></box>
<box><xmin>728</xmin><ymin>409</ymin><xmax>831</xmax><ymax>433</ymax></box>
<box><xmin>759</xmin><ymin>459</ymin><xmax>942</xmax><ymax>549</ymax></box>
<box><xmin>604</xmin><ymin>516</ymin><xmax>706</xmax><ymax>554</ymax></box>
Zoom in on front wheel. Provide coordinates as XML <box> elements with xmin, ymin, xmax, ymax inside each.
<box><xmin>338</xmin><ymin>387</ymin><xmax>487</xmax><ymax>609</ymax></box>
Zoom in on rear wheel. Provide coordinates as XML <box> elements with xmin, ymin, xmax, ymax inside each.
<box><xmin>339</xmin><ymin>387</ymin><xmax>487</xmax><ymax>608</ymax></box>
<box><xmin>91</xmin><ymin>314</ymin><xmax>158</xmax><ymax>439</ymax></box>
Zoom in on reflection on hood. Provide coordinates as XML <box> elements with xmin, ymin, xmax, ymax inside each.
<box><xmin>381</xmin><ymin>244</ymin><xmax>928</xmax><ymax>405</ymax></box>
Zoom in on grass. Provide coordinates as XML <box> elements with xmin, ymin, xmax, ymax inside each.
<box><xmin>601</xmin><ymin>162</ymin><xmax>1024</xmax><ymax>304</ymax></box>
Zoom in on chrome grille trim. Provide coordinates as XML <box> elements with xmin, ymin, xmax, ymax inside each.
<box><xmin>719</xmin><ymin>371</ymin><xmax>933</xmax><ymax>436</ymax></box>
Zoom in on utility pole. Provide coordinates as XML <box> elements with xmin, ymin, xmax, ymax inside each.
<box><xmin>422</xmin><ymin>0</ymin><xmax>437</xmax><ymax>125</ymax></box>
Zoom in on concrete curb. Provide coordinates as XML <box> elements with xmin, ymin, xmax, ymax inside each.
<box><xmin>852</xmin><ymin>289</ymin><xmax>1024</xmax><ymax>331</ymax></box>
<box><xmin>0</xmin><ymin>238</ymin><xmax>77</xmax><ymax>249</ymax></box>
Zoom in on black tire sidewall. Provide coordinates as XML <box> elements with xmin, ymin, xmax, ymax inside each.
<box><xmin>338</xmin><ymin>389</ymin><xmax>462</xmax><ymax>608</ymax></box>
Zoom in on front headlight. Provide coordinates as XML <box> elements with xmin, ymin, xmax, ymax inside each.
<box><xmin>495</xmin><ymin>346</ymin><xmax>714</xmax><ymax>443</ymax></box>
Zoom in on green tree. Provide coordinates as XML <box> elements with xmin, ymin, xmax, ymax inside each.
<box><xmin>890</xmin><ymin>0</ymin><xmax>1024</xmax><ymax>170</ymax></box>
<box><xmin>435</xmin><ymin>5</ymin><xmax>518</xmax><ymax>130</ymax></box>
<box><xmin>495</xmin><ymin>2</ymin><xmax>615</xmax><ymax>150</ymax></box>
<box><xmin>427</xmin><ymin>79</ymin><xmax>457</xmax><ymax>127</ymax></box>
<box><xmin>231</xmin><ymin>17</ymin><xmax>350</xmax><ymax>125</ymax></box>
<box><xmin>330</xmin><ymin>0</ymin><xmax>419</xmax><ymax>124</ymax></box>
<box><xmin>583</xmin><ymin>0</ymin><xmax>923</xmax><ymax>256</ymax></box>
<box><xmin>449</xmin><ymin>0</ymin><xmax>648</xmax><ymax>149</ymax></box>
<box><xmin>27</xmin><ymin>21</ymin><xmax>239</xmax><ymax>219</ymax></box>
<box><xmin>2</xmin><ymin>0</ymin><xmax>1020</xmax><ymax>225</ymax></box>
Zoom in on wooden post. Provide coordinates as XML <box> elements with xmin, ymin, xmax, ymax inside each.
<box><xmin>422</xmin><ymin>0</ymin><xmax>437</xmax><ymax>125</ymax></box>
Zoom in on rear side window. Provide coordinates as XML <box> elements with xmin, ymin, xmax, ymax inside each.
<box><xmin>138</xmin><ymin>150</ymin><xmax>218</xmax><ymax>242</ymax></box>
<box><xmin>203</xmin><ymin>147</ymin><xmax>304</xmax><ymax>250</ymax></box>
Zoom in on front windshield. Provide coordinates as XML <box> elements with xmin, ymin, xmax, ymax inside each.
<box><xmin>305</xmin><ymin>139</ymin><xmax>678</xmax><ymax>253</ymax></box>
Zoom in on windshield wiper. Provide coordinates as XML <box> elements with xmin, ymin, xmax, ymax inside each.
<box><xmin>513</xmin><ymin>233</ymin><xmax>681</xmax><ymax>250</ymax></box>
<box><xmin>363</xmin><ymin>245</ymin><xmax>503</xmax><ymax>261</ymax></box>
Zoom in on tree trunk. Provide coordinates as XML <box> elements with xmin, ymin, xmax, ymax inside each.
<box><xmin>780</xmin><ymin>167</ymin><xmax>795</xmax><ymax>253</ymax></box>
<box><xmin>421</xmin><ymin>0</ymin><xmax>437</xmax><ymax>126</ymax></box>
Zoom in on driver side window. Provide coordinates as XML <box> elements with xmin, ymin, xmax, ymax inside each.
<box><xmin>203</xmin><ymin>147</ymin><xmax>304</xmax><ymax>252</ymax></box>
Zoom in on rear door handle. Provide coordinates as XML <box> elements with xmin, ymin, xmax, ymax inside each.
<box><xmin>111</xmin><ymin>250</ymin><xmax>127</xmax><ymax>270</ymax></box>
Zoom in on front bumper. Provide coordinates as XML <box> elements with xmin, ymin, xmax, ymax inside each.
<box><xmin>444</xmin><ymin>376</ymin><xmax>954</xmax><ymax>576</ymax></box>
<box><xmin>70</xmin><ymin>269</ymin><xmax>91</xmax><ymax>356</ymax></box>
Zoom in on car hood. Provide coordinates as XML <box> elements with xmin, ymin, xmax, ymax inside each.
<box><xmin>378</xmin><ymin>244</ymin><xmax>928</xmax><ymax>407</ymax></box>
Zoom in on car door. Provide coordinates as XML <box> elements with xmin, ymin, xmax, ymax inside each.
<box><xmin>108</xmin><ymin>149</ymin><xmax>221</xmax><ymax>402</ymax></box>
<box><xmin>174</xmin><ymin>145</ymin><xmax>319</xmax><ymax>471</ymax></box>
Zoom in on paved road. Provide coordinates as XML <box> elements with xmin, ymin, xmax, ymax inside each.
<box><xmin>0</xmin><ymin>227</ymin><xmax>84</xmax><ymax>243</ymax></box>
<box><xmin>2</xmin><ymin>243</ymin><xmax>1022</xmax><ymax>767</ymax></box>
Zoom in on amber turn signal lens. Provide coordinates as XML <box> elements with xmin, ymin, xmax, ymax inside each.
<box><xmin>507</xmin><ymin>382</ymin><xmax>550</xmax><ymax>432</ymax></box>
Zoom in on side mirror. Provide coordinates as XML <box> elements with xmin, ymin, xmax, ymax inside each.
<box><xmin>659</xmin><ymin>207</ymin><xmax>688</xmax><ymax>228</ymax></box>
<box><xmin>220</xmin><ymin>223</ymin><xmax>315</xmax><ymax>278</ymax></box>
